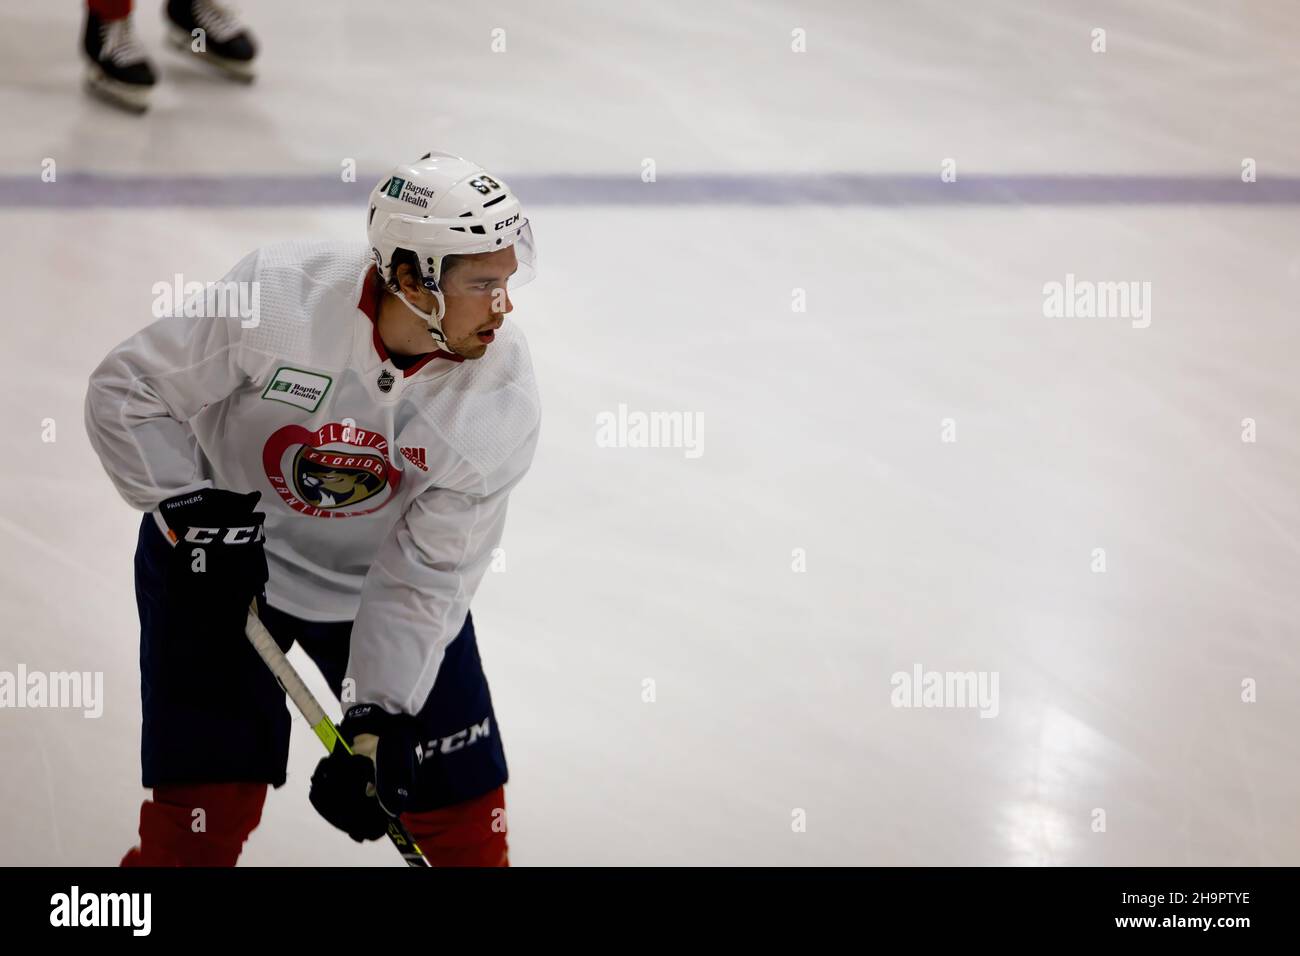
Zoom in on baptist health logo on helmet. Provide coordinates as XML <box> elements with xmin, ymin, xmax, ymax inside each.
<box><xmin>384</xmin><ymin>175</ymin><xmax>437</xmax><ymax>209</ymax></box>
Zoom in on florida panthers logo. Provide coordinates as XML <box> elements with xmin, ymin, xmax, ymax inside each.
<box><xmin>262</xmin><ymin>422</ymin><xmax>402</xmax><ymax>518</ymax></box>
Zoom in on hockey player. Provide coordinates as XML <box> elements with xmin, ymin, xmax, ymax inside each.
<box><xmin>83</xmin><ymin>0</ymin><xmax>258</xmax><ymax>112</ymax></box>
<box><xmin>85</xmin><ymin>151</ymin><xmax>540</xmax><ymax>866</ymax></box>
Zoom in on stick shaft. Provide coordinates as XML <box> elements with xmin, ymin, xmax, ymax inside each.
<box><xmin>244</xmin><ymin>604</ymin><xmax>430</xmax><ymax>867</ymax></box>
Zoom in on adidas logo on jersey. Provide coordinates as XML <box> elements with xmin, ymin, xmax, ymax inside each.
<box><xmin>400</xmin><ymin>446</ymin><xmax>428</xmax><ymax>471</ymax></box>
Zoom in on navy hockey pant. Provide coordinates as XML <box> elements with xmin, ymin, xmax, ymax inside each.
<box><xmin>132</xmin><ymin>513</ymin><xmax>509</xmax><ymax>812</ymax></box>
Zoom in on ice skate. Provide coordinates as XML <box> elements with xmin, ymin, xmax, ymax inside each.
<box><xmin>82</xmin><ymin>11</ymin><xmax>156</xmax><ymax>113</ymax></box>
<box><xmin>164</xmin><ymin>0</ymin><xmax>257</xmax><ymax>83</ymax></box>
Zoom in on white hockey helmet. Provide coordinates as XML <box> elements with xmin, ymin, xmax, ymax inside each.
<box><xmin>366</xmin><ymin>150</ymin><xmax>536</xmax><ymax>345</ymax></box>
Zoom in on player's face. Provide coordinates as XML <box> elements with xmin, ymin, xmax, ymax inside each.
<box><xmin>439</xmin><ymin>246</ymin><xmax>518</xmax><ymax>360</ymax></box>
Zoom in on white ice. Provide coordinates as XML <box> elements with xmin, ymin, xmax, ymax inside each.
<box><xmin>0</xmin><ymin>0</ymin><xmax>1298</xmax><ymax>865</ymax></box>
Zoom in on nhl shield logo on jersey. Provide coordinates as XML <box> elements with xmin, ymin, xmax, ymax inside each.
<box><xmin>377</xmin><ymin>369</ymin><xmax>395</xmax><ymax>393</ymax></box>
<box><xmin>262</xmin><ymin>421</ymin><xmax>403</xmax><ymax>518</ymax></box>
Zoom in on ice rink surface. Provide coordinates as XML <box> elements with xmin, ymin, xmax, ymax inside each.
<box><xmin>1</xmin><ymin>1</ymin><xmax>1298</xmax><ymax>865</ymax></box>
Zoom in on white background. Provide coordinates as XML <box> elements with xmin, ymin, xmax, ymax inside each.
<box><xmin>1</xmin><ymin>0</ymin><xmax>1297</xmax><ymax>865</ymax></box>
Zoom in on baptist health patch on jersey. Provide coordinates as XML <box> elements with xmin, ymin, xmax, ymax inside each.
<box><xmin>261</xmin><ymin>367</ymin><xmax>332</xmax><ymax>412</ymax></box>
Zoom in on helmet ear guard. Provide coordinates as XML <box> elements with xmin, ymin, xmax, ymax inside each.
<box><xmin>419</xmin><ymin>260</ymin><xmax>440</xmax><ymax>292</ymax></box>
<box><xmin>373</xmin><ymin>245</ymin><xmax>449</xmax><ymax>335</ymax></box>
<box><xmin>394</xmin><ymin>286</ymin><xmax>448</xmax><ymax>337</ymax></box>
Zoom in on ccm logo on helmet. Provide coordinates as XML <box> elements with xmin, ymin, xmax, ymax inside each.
<box><xmin>494</xmin><ymin>213</ymin><xmax>519</xmax><ymax>231</ymax></box>
<box><xmin>182</xmin><ymin>526</ymin><xmax>266</xmax><ymax>545</ymax></box>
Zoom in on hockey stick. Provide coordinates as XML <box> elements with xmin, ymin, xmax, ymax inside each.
<box><xmin>244</xmin><ymin>601</ymin><xmax>430</xmax><ymax>867</ymax></box>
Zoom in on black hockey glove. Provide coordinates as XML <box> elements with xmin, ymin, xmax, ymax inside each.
<box><xmin>309</xmin><ymin>704</ymin><xmax>425</xmax><ymax>842</ymax></box>
<box><xmin>157</xmin><ymin>488</ymin><xmax>268</xmax><ymax>636</ymax></box>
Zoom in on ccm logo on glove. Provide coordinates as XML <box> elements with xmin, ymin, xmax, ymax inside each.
<box><xmin>179</xmin><ymin>525</ymin><xmax>266</xmax><ymax>544</ymax></box>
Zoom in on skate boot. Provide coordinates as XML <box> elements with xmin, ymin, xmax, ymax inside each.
<box><xmin>165</xmin><ymin>0</ymin><xmax>258</xmax><ymax>82</ymax></box>
<box><xmin>83</xmin><ymin>12</ymin><xmax>157</xmax><ymax>113</ymax></box>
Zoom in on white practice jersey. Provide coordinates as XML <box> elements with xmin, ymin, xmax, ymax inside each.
<box><xmin>85</xmin><ymin>239</ymin><xmax>541</xmax><ymax>715</ymax></box>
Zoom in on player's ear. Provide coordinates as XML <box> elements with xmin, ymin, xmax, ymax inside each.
<box><xmin>395</xmin><ymin>262</ymin><xmax>420</xmax><ymax>299</ymax></box>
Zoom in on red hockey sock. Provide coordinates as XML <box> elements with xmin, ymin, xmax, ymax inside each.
<box><xmin>87</xmin><ymin>0</ymin><xmax>134</xmax><ymax>20</ymax></box>
<box><xmin>400</xmin><ymin>785</ymin><xmax>510</xmax><ymax>867</ymax></box>
<box><xmin>120</xmin><ymin>782</ymin><xmax>268</xmax><ymax>867</ymax></box>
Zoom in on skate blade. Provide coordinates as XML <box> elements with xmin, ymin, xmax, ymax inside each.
<box><xmin>83</xmin><ymin>68</ymin><xmax>150</xmax><ymax>113</ymax></box>
<box><xmin>167</xmin><ymin>26</ymin><xmax>256</xmax><ymax>83</ymax></box>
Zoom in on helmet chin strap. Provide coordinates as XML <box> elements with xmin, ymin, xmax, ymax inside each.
<box><xmin>394</xmin><ymin>289</ymin><xmax>449</xmax><ymax>349</ymax></box>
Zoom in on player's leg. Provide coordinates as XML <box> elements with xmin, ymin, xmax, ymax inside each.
<box><xmin>294</xmin><ymin>614</ymin><xmax>510</xmax><ymax>864</ymax></box>
<box><xmin>399</xmin><ymin>610</ymin><xmax>511</xmax><ymax>867</ymax></box>
<box><xmin>120</xmin><ymin>782</ymin><xmax>267</xmax><ymax>867</ymax></box>
<box><xmin>289</xmin><ymin>614</ymin><xmax>355</xmax><ymax>703</ymax></box>
<box><xmin>82</xmin><ymin>0</ymin><xmax>156</xmax><ymax>113</ymax></box>
<box><xmin>87</xmin><ymin>0</ymin><xmax>133</xmax><ymax>16</ymax></box>
<box><xmin>164</xmin><ymin>0</ymin><xmax>258</xmax><ymax>82</ymax></box>
<box><xmin>121</xmin><ymin>514</ymin><xmax>294</xmax><ymax>866</ymax></box>
<box><xmin>401</xmin><ymin>784</ymin><xmax>509</xmax><ymax>867</ymax></box>
<box><xmin>300</xmin><ymin>608</ymin><xmax>511</xmax><ymax>864</ymax></box>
